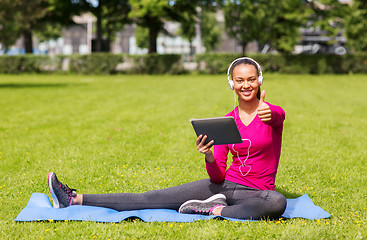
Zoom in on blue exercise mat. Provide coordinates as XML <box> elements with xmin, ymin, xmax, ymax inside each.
<box><xmin>14</xmin><ymin>193</ymin><xmax>330</xmax><ymax>222</ymax></box>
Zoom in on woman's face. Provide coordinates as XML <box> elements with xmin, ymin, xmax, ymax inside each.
<box><xmin>232</xmin><ymin>64</ymin><xmax>260</xmax><ymax>102</ymax></box>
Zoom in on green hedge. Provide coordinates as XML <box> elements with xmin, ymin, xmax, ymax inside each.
<box><xmin>196</xmin><ymin>53</ymin><xmax>367</xmax><ymax>74</ymax></box>
<box><xmin>1</xmin><ymin>52</ymin><xmax>367</xmax><ymax>74</ymax></box>
<box><xmin>195</xmin><ymin>53</ymin><xmax>242</xmax><ymax>74</ymax></box>
<box><xmin>0</xmin><ymin>55</ymin><xmax>50</xmax><ymax>74</ymax></box>
<box><xmin>69</xmin><ymin>53</ymin><xmax>123</xmax><ymax>74</ymax></box>
<box><xmin>128</xmin><ymin>54</ymin><xmax>185</xmax><ymax>74</ymax></box>
<box><xmin>0</xmin><ymin>54</ymin><xmax>123</xmax><ymax>74</ymax></box>
<box><xmin>0</xmin><ymin>53</ymin><xmax>184</xmax><ymax>74</ymax></box>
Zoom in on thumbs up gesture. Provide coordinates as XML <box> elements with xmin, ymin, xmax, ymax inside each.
<box><xmin>257</xmin><ymin>90</ymin><xmax>272</xmax><ymax>122</ymax></box>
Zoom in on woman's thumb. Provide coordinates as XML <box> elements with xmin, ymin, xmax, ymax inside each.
<box><xmin>259</xmin><ymin>90</ymin><xmax>266</xmax><ymax>103</ymax></box>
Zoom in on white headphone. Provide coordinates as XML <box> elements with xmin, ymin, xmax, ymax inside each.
<box><xmin>227</xmin><ymin>57</ymin><xmax>263</xmax><ymax>90</ymax></box>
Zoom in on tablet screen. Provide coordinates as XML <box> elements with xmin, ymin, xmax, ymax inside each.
<box><xmin>190</xmin><ymin>116</ymin><xmax>242</xmax><ymax>145</ymax></box>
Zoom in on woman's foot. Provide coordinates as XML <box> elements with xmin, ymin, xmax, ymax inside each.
<box><xmin>47</xmin><ymin>172</ymin><xmax>77</xmax><ymax>208</ymax></box>
<box><xmin>178</xmin><ymin>193</ymin><xmax>228</xmax><ymax>216</ymax></box>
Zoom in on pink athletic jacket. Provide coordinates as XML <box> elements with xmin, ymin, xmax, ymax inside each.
<box><xmin>205</xmin><ymin>103</ymin><xmax>285</xmax><ymax>190</ymax></box>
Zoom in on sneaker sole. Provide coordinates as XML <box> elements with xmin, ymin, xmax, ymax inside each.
<box><xmin>48</xmin><ymin>172</ymin><xmax>60</xmax><ymax>208</ymax></box>
<box><xmin>178</xmin><ymin>193</ymin><xmax>226</xmax><ymax>213</ymax></box>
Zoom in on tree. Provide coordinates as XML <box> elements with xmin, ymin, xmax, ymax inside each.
<box><xmin>129</xmin><ymin>0</ymin><xmax>205</xmax><ymax>53</ymax></box>
<box><xmin>12</xmin><ymin>0</ymin><xmax>49</xmax><ymax>53</ymax></box>
<box><xmin>224</xmin><ymin>0</ymin><xmax>268</xmax><ymax>54</ymax></box>
<box><xmin>305</xmin><ymin>0</ymin><xmax>349</xmax><ymax>36</ymax></box>
<box><xmin>35</xmin><ymin>0</ymin><xmax>84</xmax><ymax>44</ymax></box>
<box><xmin>135</xmin><ymin>26</ymin><xmax>149</xmax><ymax>49</ymax></box>
<box><xmin>344</xmin><ymin>0</ymin><xmax>367</xmax><ymax>52</ymax></box>
<box><xmin>224</xmin><ymin>0</ymin><xmax>306</xmax><ymax>54</ymax></box>
<box><xmin>128</xmin><ymin>0</ymin><xmax>172</xmax><ymax>53</ymax></box>
<box><xmin>265</xmin><ymin>1</ymin><xmax>307</xmax><ymax>53</ymax></box>
<box><xmin>179</xmin><ymin>7</ymin><xmax>221</xmax><ymax>53</ymax></box>
<box><xmin>103</xmin><ymin>1</ymin><xmax>131</xmax><ymax>47</ymax></box>
<box><xmin>300</xmin><ymin>0</ymin><xmax>350</xmax><ymax>54</ymax></box>
<box><xmin>178</xmin><ymin>10</ymin><xmax>196</xmax><ymax>53</ymax></box>
<box><xmin>0</xmin><ymin>0</ymin><xmax>21</xmax><ymax>50</ymax></box>
<box><xmin>83</xmin><ymin>0</ymin><xmax>130</xmax><ymax>52</ymax></box>
<box><xmin>201</xmin><ymin>11</ymin><xmax>221</xmax><ymax>52</ymax></box>
<box><xmin>0</xmin><ymin>0</ymin><xmax>82</xmax><ymax>53</ymax></box>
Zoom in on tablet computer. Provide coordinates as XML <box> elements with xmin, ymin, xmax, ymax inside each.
<box><xmin>190</xmin><ymin>116</ymin><xmax>242</xmax><ymax>145</ymax></box>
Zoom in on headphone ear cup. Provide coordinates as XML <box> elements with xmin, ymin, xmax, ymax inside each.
<box><xmin>228</xmin><ymin>80</ymin><xmax>234</xmax><ymax>90</ymax></box>
<box><xmin>258</xmin><ymin>76</ymin><xmax>263</xmax><ymax>86</ymax></box>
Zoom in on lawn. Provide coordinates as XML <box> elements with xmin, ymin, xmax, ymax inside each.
<box><xmin>0</xmin><ymin>73</ymin><xmax>366</xmax><ymax>239</ymax></box>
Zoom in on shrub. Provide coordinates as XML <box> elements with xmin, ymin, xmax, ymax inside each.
<box><xmin>195</xmin><ymin>53</ymin><xmax>241</xmax><ymax>74</ymax></box>
<box><xmin>69</xmin><ymin>53</ymin><xmax>123</xmax><ymax>74</ymax></box>
<box><xmin>1</xmin><ymin>52</ymin><xmax>367</xmax><ymax>75</ymax></box>
<box><xmin>196</xmin><ymin>53</ymin><xmax>367</xmax><ymax>74</ymax></box>
<box><xmin>0</xmin><ymin>55</ymin><xmax>49</xmax><ymax>74</ymax></box>
<box><xmin>128</xmin><ymin>54</ymin><xmax>185</xmax><ymax>74</ymax></box>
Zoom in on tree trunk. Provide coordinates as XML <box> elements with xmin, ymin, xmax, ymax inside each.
<box><xmin>106</xmin><ymin>23</ymin><xmax>112</xmax><ymax>52</ymax></box>
<box><xmin>242</xmin><ymin>41</ymin><xmax>247</xmax><ymax>56</ymax></box>
<box><xmin>95</xmin><ymin>5</ymin><xmax>103</xmax><ymax>52</ymax></box>
<box><xmin>146</xmin><ymin>16</ymin><xmax>161</xmax><ymax>54</ymax></box>
<box><xmin>23</xmin><ymin>30</ymin><xmax>33</xmax><ymax>54</ymax></box>
<box><xmin>148</xmin><ymin>25</ymin><xmax>158</xmax><ymax>54</ymax></box>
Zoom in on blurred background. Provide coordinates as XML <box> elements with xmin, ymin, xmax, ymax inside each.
<box><xmin>0</xmin><ymin>0</ymin><xmax>366</xmax><ymax>74</ymax></box>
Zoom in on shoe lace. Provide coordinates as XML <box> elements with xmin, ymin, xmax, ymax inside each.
<box><xmin>193</xmin><ymin>204</ymin><xmax>222</xmax><ymax>215</ymax></box>
<box><xmin>192</xmin><ymin>207</ymin><xmax>212</xmax><ymax>214</ymax></box>
<box><xmin>59</xmin><ymin>183</ymin><xmax>77</xmax><ymax>199</ymax></box>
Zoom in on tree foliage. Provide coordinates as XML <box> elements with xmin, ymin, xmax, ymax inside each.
<box><xmin>0</xmin><ymin>0</ymin><xmax>82</xmax><ymax>53</ymax></box>
<box><xmin>179</xmin><ymin>7</ymin><xmax>221</xmax><ymax>53</ymax></box>
<box><xmin>0</xmin><ymin>0</ymin><xmax>49</xmax><ymax>53</ymax></box>
<box><xmin>83</xmin><ymin>0</ymin><xmax>130</xmax><ymax>52</ymax></box>
<box><xmin>0</xmin><ymin>0</ymin><xmax>21</xmax><ymax>50</ymax></box>
<box><xmin>304</xmin><ymin>0</ymin><xmax>350</xmax><ymax>53</ymax></box>
<box><xmin>266</xmin><ymin>1</ymin><xmax>307</xmax><ymax>53</ymax></box>
<box><xmin>1</xmin><ymin>0</ymin><xmax>364</xmax><ymax>55</ymax></box>
<box><xmin>135</xmin><ymin>26</ymin><xmax>149</xmax><ymax>49</ymax></box>
<box><xmin>128</xmin><ymin>0</ymin><xmax>168</xmax><ymax>53</ymax></box>
<box><xmin>224</xmin><ymin>0</ymin><xmax>267</xmax><ymax>54</ymax></box>
<box><xmin>305</xmin><ymin>0</ymin><xmax>349</xmax><ymax>37</ymax></box>
<box><xmin>178</xmin><ymin>10</ymin><xmax>197</xmax><ymax>45</ymax></box>
<box><xmin>201</xmin><ymin>11</ymin><xmax>221</xmax><ymax>52</ymax></box>
<box><xmin>224</xmin><ymin>0</ymin><xmax>305</xmax><ymax>54</ymax></box>
<box><xmin>129</xmin><ymin>0</ymin><xmax>209</xmax><ymax>53</ymax></box>
<box><xmin>344</xmin><ymin>0</ymin><xmax>367</xmax><ymax>52</ymax></box>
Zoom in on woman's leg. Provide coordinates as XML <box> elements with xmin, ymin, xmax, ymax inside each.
<box><xmin>49</xmin><ymin>172</ymin><xmax>285</xmax><ymax>218</ymax></box>
<box><xmin>221</xmin><ymin>184</ymin><xmax>287</xmax><ymax>220</ymax></box>
<box><xmin>81</xmin><ymin>179</ymin><xmax>237</xmax><ymax>211</ymax></box>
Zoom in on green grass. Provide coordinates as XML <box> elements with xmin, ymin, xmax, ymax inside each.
<box><xmin>0</xmin><ymin>73</ymin><xmax>366</xmax><ymax>239</ymax></box>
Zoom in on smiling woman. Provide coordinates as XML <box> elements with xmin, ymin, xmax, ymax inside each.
<box><xmin>47</xmin><ymin>57</ymin><xmax>287</xmax><ymax>220</ymax></box>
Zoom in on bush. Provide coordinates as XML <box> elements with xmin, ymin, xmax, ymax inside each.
<box><xmin>2</xmin><ymin>52</ymin><xmax>367</xmax><ymax>75</ymax></box>
<box><xmin>0</xmin><ymin>55</ymin><xmax>50</xmax><ymax>74</ymax></box>
<box><xmin>69</xmin><ymin>53</ymin><xmax>123</xmax><ymax>74</ymax></box>
<box><xmin>196</xmin><ymin>53</ymin><xmax>367</xmax><ymax>74</ymax></box>
<box><xmin>128</xmin><ymin>54</ymin><xmax>185</xmax><ymax>74</ymax></box>
<box><xmin>343</xmin><ymin>53</ymin><xmax>367</xmax><ymax>74</ymax></box>
<box><xmin>195</xmin><ymin>53</ymin><xmax>241</xmax><ymax>74</ymax></box>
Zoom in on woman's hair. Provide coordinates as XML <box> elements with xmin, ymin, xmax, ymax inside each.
<box><xmin>230</xmin><ymin>58</ymin><xmax>261</xmax><ymax>100</ymax></box>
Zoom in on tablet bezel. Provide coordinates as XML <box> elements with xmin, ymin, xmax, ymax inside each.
<box><xmin>190</xmin><ymin>116</ymin><xmax>243</xmax><ymax>145</ymax></box>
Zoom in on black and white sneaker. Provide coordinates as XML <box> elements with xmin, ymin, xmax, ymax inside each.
<box><xmin>178</xmin><ymin>193</ymin><xmax>228</xmax><ymax>215</ymax></box>
<box><xmin>47</xmin><ymin>172</ymin><xmax>77</xmax><ymax>208</ymax></box>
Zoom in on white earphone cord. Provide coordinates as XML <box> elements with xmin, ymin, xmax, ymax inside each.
<box><xmin>233</xmin><ymin>106</ymin><xmax>251</xmax><ymax>177</ymax></box>
<box><xmin>233</xmin><ymin>90</ymin><xmax>237</xmax><ymax>110</ymax></box>
<box><xmin>232</xmin><ymin>139</ymin><xmax>251</xmax><ymax>177</ymax></box>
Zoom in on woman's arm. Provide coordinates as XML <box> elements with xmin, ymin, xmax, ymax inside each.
<box><xmin>257</xmin><ymin>90</ymin><xmax>285</xmax><ymax>127</ymax></box>
<box><xmin>196</xmin><ymin>135</ymin><xmax>228</xmax><ymax>183</ymax></box>
<box><xmin>205</xmin><ymin>144</ymin><xmax>228</xmax><ymax>183</ymax></box>
<box><xmin>266</xmin><ymin>104</ymin><xmax>285</xmax><ymax>127</ymax></box>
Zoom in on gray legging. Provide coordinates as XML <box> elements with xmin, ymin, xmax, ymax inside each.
<box><xmin>83</xmin><ymin>179</ymin><xmax>287</xmax><ymax>220</ymax></box>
